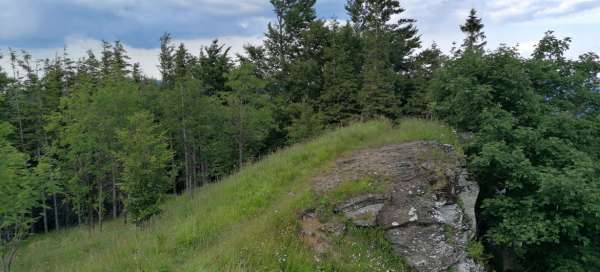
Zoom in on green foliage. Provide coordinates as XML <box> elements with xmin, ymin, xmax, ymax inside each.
<box><xmin>467</xmin><ymin>240</ymin><xmax>491</xmax><ymax>265</ymax></box>
<box><xmin>117</xmin><ymin>112</ymin><xmax>174</xmax><ymax>224</ymax></box>
<box><xmin>430</xmin><ymin>28</ymin><xmax>600</xmax><ymax>271</ymax></box>
<box><xmin>460</xmin><ymin>9</ymin><xmax>486</xmax><ymax>51</ymax></box>
<box><xmin>225</xmin><ymin>63</ymin><xmax>275</xmax><ymax>167</ymax></box>
<box><xmin>285</xmin><ymin>102</ymin><xmax>324</xmax><ymax>144</ymax></box>
<box><xmin>320</xmin><ymin>22</ymin><xmax>361</xmax><ymax>123</ymax></box>
<box><xmin>0</xmin><ymin>122</ymin><xmax>40</xmax><ymax>272</ymax></box>
<box><xmin>14</xmin><ymin>120</ymin><xmax>458</xmax><ymax>271</ymax></box>
<box><xmin>0</xmin><ymin>2</ymin><xmax>598</xmax><ymax>271</ymax></box>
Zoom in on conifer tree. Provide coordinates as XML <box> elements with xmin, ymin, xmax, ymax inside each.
<box><xmin>265</xmin><ymin>0</ymin><xmax>317</xmax><ymax>95</ymax></box>
<box><xmin>196</xmin><ymin>40</ymin><xmax>232</xmax><ymax>96</ymax></box>
<box><xmin>460</xmin><ymin>9</ymin><xmax>486</xmax><ymax>51</ymax></box>
<box><xmin>346</xmin><ymin>0</ymin><xmax>404</xmax><ymax>33</ymax></box>
<box><xmin>265</xmin><ymin>0</ymin><xmax>317</xmax><ymax>68</ymax></box>
<box><xmin>345</xmin><ymin>0</ymin><xmax>420</xmax><ymax>119</ymax></box>
<box><xmin>320</xmin><ymin>22</ymin><xmax>361</xmax><ymax>123</ymax></box>
<box><xmin>100</xmin><ymin>41</ymin><xmax>114</xmax><ymax>78</ymax></box>
<box><xmin>159</xmin><ymin>33</ymin><xmax>176</xmax><ymax>88</ymax></box>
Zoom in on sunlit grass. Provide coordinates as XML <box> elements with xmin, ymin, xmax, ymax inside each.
<box><xmin>15</xmin><ymin>118</ymin><xmax>458</xmax><ymax>272</ymax></box>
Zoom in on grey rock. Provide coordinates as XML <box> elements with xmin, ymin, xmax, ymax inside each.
<box><xmin>318</xmin><ymin>141</ymin><xmax>485</xmax><ymax>272</ymax></box>
<box><xmin>343</xmin><ymin>203</ymin><xmax>385</xmax><ymax>227</ymax></box>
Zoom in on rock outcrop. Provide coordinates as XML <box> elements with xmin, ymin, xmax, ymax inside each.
<box><xmin>306</xmin><ymin>141</ymin><xmax>485</xmax><ymax>272</ymax></box>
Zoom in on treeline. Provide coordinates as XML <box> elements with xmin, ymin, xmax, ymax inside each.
<box><xmin>0</xmin><ymin>0</ymin><xmax>599</xmax><ymax>271</ymax></box>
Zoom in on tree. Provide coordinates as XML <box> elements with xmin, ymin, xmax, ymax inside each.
<box><xmin>460</xmin><ymin>9</ymin><xmax>486</xmax><ymax>52</ymax></box>
<box><xmin>117</xmin><ymin>112</ymin><xmax>173</xmax><ymax>225</ymax></box>
<box><xmin>346</xmin><ymin>0</ymin><xmax>403</xmax><ymax>33</ymax></box>
<box><xmin>358</xmin><ymin>37</ymin><xmax>397</xmax><ymax>119</ymax></box>
<box><xmin>285</xmin><ymin>102</ymin><xmax>324</xmax><ymax>143</ymax></box>
<box><xmin>403</xmin><ymin>42</ymin><xmax>446</xmax><ymax>116</ymax></box>
<box><xmin>430</xmin><ymin>26</ymin><xmax>600</xmax><ymax>270</ymax></box>
<box><xmin>532</xmin><ymin>31</ymin><xmax>571</xmax><ymax>61</ymax></box>
<box><xmin>265</xmin><ymin>0</ymin><xmax>317</xmax><ymax>69</ymax></box>
<box><xmin>265</xmin><ymin>0</ymin><xmax>317</xmax><ymax>95</ymax></box>
<box><xmin>345</xmin><ymin>0</ymin><xmax>420</xmax><ymax>119</ymax></box>
<box><xmin>159</xmin><ymin>33</ymin><xmax>176</xmax><ymax>88</ymax></box>
<box><xmin>320</xmin><ymin>22</ymin><xmax>361</xmax><ymax>124</ymax></box>
<box><xmin>225</xmin><ymin>64</ymin><xmax>274</xmax><ymax>168</ymax></box>
<box><xmin>0</xmin><ymin>122</ymin><xmax>40</xmax><ymax>272</ymax></box>
<box><xmin>196</xmin><ymin>40</ymin><xmax>232</xmax><ymax>96</ymax></box>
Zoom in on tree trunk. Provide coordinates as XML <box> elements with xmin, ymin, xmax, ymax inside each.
<box><xmin>238</xmin><ymin>138</ymin><xmax>243</xmax><ymax>169</ymax></box>
<box><xmin>169</xmin><ymin>135</ymin><xmax>178</xmax><ymax>195</ymax></box>
<box><xmin>53</xmin><ymin>193</ymin><xmax>59</xmax><ymax>231</ymax></box>
<box><xmin>191</xmin><ymin>149</ymin><xmax>198</xmax><ymax>190</ymax></box>
<box><xmin>87</xmin><ymin>202</ymin><xmax>93</xmax><ymax>236</ymax></box>
<box><xmin>112</xmin><ymin>165</ymin><xmax>117</xmax><ymax>219</ymax></box>
<box><xmin>65</xmin><ymin>201</ymin><xmax>71</xmax><ymax>228</ymax></box>
<box><xmin>237</xmin><ymin>99</ymin><xmax>245</xmax><ymax>169</ymax></box>
<box><xmin>2</xmin><ymin>243</ymin><xmax>18</xmax><ymax>272</ymax></box>
<box><xmin>123</xmin><ymin>194</ymin><xmax>129</xmax><ymax>225</ymax></box>
<box><xmin>14</xmin><ymin>98</ymin><xmax>25</xmax><ymax>149</ymax></box>
<box><xmin>179</xmin><ymin>83</ymin><xmax>191</xmax><ymax>193</ymax></box>
<box><xmin>41</xmin><ymin>196</ymin><xmax>48</xmax><ymax>233</ymax></box>
<box><xmin>98</xmin><ymin>181</ymin><xmax>103</xmax><ymax>232</ymax></box>
<box><xmin>77</xmin><ymin>205</ymin><xmax>81</xmax><ymax>226</ymax></box>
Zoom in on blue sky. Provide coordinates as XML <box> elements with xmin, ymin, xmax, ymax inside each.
<box><xmin>1</xmin><ymin>0</ymin><xmax>599</xmax><ymax>78</ymax></box>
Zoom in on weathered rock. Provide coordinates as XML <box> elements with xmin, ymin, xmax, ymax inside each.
<box><xmin>334</xmin><ymin>194</ymin><xmax>386</xmax><ymax>226</ymax></box>
<box><xmin>311</xmin><ymin>141</ymin><xmax>486</xmax><ymax>272</ymax></box>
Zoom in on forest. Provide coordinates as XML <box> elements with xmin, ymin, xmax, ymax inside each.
<box><xmin>1</xmin><ymin>0</ymin><xmax>599</xmax><ymax>271</ymax></box>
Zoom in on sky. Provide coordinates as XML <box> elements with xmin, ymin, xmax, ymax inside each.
<box><xmin>1</xmin><ymin>0</ymin><xmax>599</xmax><ymax>79</ymax></box>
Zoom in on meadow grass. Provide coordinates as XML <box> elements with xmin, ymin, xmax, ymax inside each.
<box><xmin>15</xmin><ymin>119</ymin><xmax>458</xmax><ymax>272</ymax></box>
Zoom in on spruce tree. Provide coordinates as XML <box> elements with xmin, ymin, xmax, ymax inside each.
<box><xmin>265</xmin><ymin>0</ymin><xmax>317</xmax><ymax>67</ymax></box>
<box><xmin>159</xmin><ymin>33</ymin><xmax>176</xmax><ymax>88</ymax></box>
<box><xmin>345</xmin><ymin>0</ymin><xmax>420</xmax><ymax>119</ymax></box>
<box><xmin>265</xmin><ymin>0</ymin><xmax>317</xmax><ymax>95</ymax></box>
<box><xmin>197</xmin><ymin>40</ymin><xmax>232</xmax><ymax>96</ymax></box>
<box><xmin>320</xmin><ymin>22</ymin><xmax>361</xmax><ymax>123</ymax></box>
<box><xmin>460</xmin><ymin>9</ymin><xmax>486</xmax><ymax>51</ymax></box>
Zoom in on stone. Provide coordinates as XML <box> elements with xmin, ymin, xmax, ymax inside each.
<box><xmin>311</xmin><ymin>141</ymin><xmax>486</xmax><ymax>272</ymax></box>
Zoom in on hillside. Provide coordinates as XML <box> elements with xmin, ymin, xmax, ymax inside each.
<box><xmin>14</xmin><ymin>120</ymin><xmax>461</xmax><ymax>272</ymax></box>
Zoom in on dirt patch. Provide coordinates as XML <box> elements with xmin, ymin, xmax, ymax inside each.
<box><xmin>299</xmin><ymin>210</ymin><xmax>345</xmax><ymax>255</ymax></box>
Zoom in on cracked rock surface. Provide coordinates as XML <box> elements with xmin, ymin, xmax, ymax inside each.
<box><xmin>309</xmin><ymin>141</ymin><xmax>485</xmax><ymax>272</ymax></box>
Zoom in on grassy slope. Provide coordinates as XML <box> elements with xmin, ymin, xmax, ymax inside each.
<box><xmin>15</xmin><ymin>119</ymin><xmax>459</xmax><ymax>272</ymax></box>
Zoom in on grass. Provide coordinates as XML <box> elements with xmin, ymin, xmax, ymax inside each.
<box><xmin>15</xmin><ymin>119</ymin><xmax>458</xmax><ymax>272</ymax></box>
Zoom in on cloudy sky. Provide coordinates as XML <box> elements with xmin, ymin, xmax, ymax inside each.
<box><xmin>1</xmin><ymin>0</ymin><xmax>599</xmax><ymax>78</ymax></box>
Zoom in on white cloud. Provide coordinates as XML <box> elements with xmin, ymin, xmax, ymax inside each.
<box><xmin>67</xmin><ymin>0</ymin><xmax>268</xmax><ymax>17</ymax></box>
<box><xmin>486</xmin><ymin>0</ymin><xmax>599</xmax><ymax>22</ymax></box>
<box><xmin>1</xmin><ymin>35</ymin><xmax>264</xmax><ymax>79</ymax></box>
<box><xmin>537</xmin><ymin>0</ymin><xmax>595</xmax><ymax>15</ymax></box>
<box><xmin>487</xmin><ymin>0</ymin><xmax>537</xmax><ymax>21</ymax></box>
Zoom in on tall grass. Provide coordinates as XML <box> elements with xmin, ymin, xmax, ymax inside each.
<box><xmin>15</xmin><ymin>119</ymin><xmax>458</xmax><ymax>272</ymax></box>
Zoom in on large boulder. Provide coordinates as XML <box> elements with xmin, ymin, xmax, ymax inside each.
<box><xmin>310</xmin><ymin>141</ymin><xmax>485</xmax><ymax>272</ymax></box>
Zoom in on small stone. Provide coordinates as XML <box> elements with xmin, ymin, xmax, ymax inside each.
<box><xmin>408</xmin><ymin>207</ymin><xmax>418</xmax><ymax>222</ymax></box>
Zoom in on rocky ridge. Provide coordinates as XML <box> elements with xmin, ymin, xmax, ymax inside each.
<box><xmin>302</xmin><ymin>141</ymin><xmax>485</xmax><ymax>272</ymax></box>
